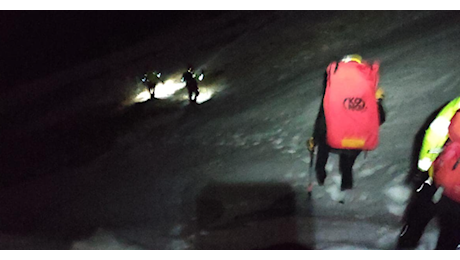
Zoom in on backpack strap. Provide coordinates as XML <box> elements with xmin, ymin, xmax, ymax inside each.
<box><xmin>325</xmin><ymin>61</ymin><xmax>339</xmax><ymax>86</ymax></box>
<box><xmin>453</xmin><ymin>157</ymin><xmax>460</xmax><ymax>170</ymax></box>
<box><xmin>326</xmin><ymin>61</ymin><xmax>338</xmax><ymax>75</ymax></box>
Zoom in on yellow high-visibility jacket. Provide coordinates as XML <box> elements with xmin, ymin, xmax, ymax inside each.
<box><xmin>418</xmin><ymin>96</ymin><xmax>460</xmax><ymax>176</ymax></box>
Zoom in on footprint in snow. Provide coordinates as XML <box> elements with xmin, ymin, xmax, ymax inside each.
<box><xmin>385</xmin><ymin>185</ymin><xmax>412</xmax><ymax>217</ymax></box>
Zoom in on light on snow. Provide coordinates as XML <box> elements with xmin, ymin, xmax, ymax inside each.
<box><xmin>155</xmin><ymin>79</ymin><xmax>186</xmax><ymax>99</ymax></box>
<box><xmin>133</xmin><ymin>89</ymin><xmax>151</xmax><ymax>103</ymax></box>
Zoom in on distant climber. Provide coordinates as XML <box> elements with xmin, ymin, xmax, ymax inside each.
<box><xmin>182</xmin><ymin>65</ymin><xmax>200</xmax><ymax>104</ymax></box>
<box><xmin>141</xmin><ymin>71</ymin><xmax>164</xmax><ymax>99</ymax></box>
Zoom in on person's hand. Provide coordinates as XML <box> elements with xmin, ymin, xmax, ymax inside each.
<box><xmin>307</xmin><ymin>137</ymin><xmax>315</xmax><ymax>152</ymax></box>
<box><xmin>376</xmin><ymin>87</ymin><xmax>385</xmax><ymax>101</ymax></box>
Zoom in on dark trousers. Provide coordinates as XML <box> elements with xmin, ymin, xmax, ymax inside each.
<box><xmin>436</xmin><ymin>195</ymin><xmax>460</xmax><ymax>250</ymax></box>
<box><xmin>315</xmin><ymin>142</ymin><xmax>361</xmax><ymax>190</ymax></box>
<box><xmin>396</xmin><ymin>183</ymin><xmax>437</xmax><ymax>249</ymax></box>
<box><xmin>187</xmin><ymin>86</ymin><xmax>199</xmax><ymax>102</ymax></box>
<box><xmin>146</xmin><ymin>82</ymin><xmax>155</xmax><ymax>93</ymax></box>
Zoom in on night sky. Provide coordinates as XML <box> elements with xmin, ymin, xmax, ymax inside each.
<box><xmin>0</xmin><ymin>11</ymin><xmax>223</xmax><ymax>89</ymax></box>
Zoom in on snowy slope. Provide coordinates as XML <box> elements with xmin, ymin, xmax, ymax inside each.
<box><xmin>1</xmin><ymin>11</ymin><xmax>459</xmax><ymax>250</ymax></box>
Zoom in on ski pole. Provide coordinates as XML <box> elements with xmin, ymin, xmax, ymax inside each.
<box><xmin>307</xmin><ymin>145</ymin><xmax>315</xmax><ymax>198</ymax></box>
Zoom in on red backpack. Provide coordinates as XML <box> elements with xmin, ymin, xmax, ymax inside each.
<box><xmin>323</xmin><ymin>61</ymin><xmax>380</xmax><ymax>150</ymax></box>
<box><xmin>433</xmin><ymin>141</ymin><xmax>460</xmax><ymax>203</ymax></box>
<box><xmin>433</xmin><ymin>112</ymin><xmax>460</xmax><ymax>203</ymax></box>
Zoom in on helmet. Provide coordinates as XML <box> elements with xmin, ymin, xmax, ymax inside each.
<box><xmin>341</xmin><ymin>54</ymin><xmax>362</xmax><ymax>64</ymax></box>
<box><xmin>449</xmin><ymin>111</ymin><xmax>460</xmax><ymax>142</ymax></box>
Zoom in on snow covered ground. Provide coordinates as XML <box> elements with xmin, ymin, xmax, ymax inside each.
<box><xmin>1</xmin><ymin>11</ymin><xmax>459</xmax><ymax>249</ymax></box>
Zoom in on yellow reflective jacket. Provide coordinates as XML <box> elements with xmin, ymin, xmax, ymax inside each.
<box><xmin>418</xmin><ymin>96</ymin><xmax>460</xmax><ymax>175</ymax></box>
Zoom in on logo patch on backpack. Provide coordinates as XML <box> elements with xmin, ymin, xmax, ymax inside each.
<box><xmin>343</xmin><ymin>97</ymin><xmax>367</xmax><ymax>111</ymax></box>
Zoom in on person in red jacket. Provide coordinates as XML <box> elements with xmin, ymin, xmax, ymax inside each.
<box><xmin>309</xmin><ymin>54</ymin><xmax>385</xmax><ymax>191</ymax></box>
<box><xmin>396</xmin><ymin>97</ymin><xmax>460</xmax><ymax>250</ymax></box>
<box><xmin>432</xmin><ymin>113</ymin><xmax>460</xmax><ymax>249</ymax></box>
<box><xmin>397</xmin><ymin>111</ymin><xmax>460</xmax><ymax>250</ymax></box>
